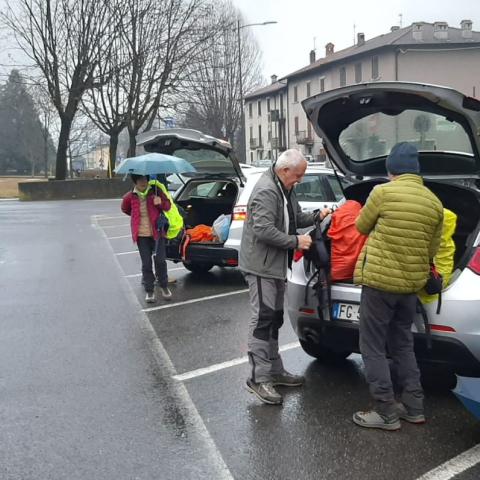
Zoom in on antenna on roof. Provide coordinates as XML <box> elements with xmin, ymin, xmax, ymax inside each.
<box><xmin>399</xmin><ymin>13</ymin><xmax>403</xmax><ymax>27</ymax></box>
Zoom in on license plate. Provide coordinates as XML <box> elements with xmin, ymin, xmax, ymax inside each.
<box><xmin>332</xmin><ymin>302</ymin><xmax>360</xmax><ymax>322</ymax></box>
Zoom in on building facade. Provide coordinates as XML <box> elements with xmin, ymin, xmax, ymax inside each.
<box><xmin>243</xmin><ymin>20</ymin><xmax>480</xmax><ymax>164</ymax></box>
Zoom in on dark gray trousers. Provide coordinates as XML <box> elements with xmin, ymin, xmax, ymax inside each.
<box><xmin>245</xmin><ymin>274</ymin><xmax>285</xmax><ymax>383</ymax></box>
<box><xmin>137</xmin><ymin>236</ymin><xmax>168</xmax><ymax>292</ymax></box>
<box><xmin>359</xmin><ymin>286</ymin><xmax>424</xmax><ymax>416</ymax></box>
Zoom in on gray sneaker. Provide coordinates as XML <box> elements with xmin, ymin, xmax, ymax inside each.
<box><xmin>271</xmin><ymin>371</ymin><xmax>305</xmax><ymax>387</ymax></box>
<box><xmin>353</xmin><ymin>410</ymin><xmax>401</xmax><ymax>431</ymax></box>
<box><xmin>396</xmin><ymin>403</ymin><xmax>426</xmax><ymax>424</ymax></box>
<box><xmin>160</xmin><ymin>287</ymin><xmax>172</xmax><ymax>300</ymax></box>
<box><xmin>246</xmin><ymin>379</ymin><xmax>283</xmax><ymax>405</ymax></box>
<box><xmin>145</xmin><ymin>291</ymin><xmax>155</xmax><ymax>303</ymax></box>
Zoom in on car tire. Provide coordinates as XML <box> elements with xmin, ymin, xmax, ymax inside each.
<box><xmin>300</xmin><ymin>339</ymin><xmax>352</xmax><ymax>363</ymax></box>
<box><xmin>182</xmin><ymin>261</ymin><xmax>214</xmax><ymax>274</ymax></box>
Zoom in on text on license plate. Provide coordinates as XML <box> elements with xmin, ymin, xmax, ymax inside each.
<box><xmin>332</xmin><ymin>303</ymin><xmax>360</xmax><ymax>322</ymax></box>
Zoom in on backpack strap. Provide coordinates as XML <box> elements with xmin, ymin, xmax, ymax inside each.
<box><xmin>436</xmin><ymin>291</ymin><xmax>442</xmax><ymax>314</ymax></box>
<box><xmin>416</xmin><ymin>298</ymin><xmax>432</xmax><ymax>350</ymax></box>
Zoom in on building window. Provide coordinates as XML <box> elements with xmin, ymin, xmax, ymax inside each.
<box><xmin>258</xmin><ymin>125</ymin><xmax>262</xmax><ymax>145</ymax></box>
<box><xmin>267</xmin><ymin>150</ymin><xmax>272</xmax><ymax>159</ymax></box>
<box><xmin>339</xmin><ymin>67</ymin><xmax>346</xmax><ymax>87</ymax></box>
<box><xmin>294</xmin><ymin>116</ymin><xmax>299</xmax><ymax>135</ymax></box>
<box><xmin>249</xmin><ymin>126</ymin><xmax>253</xmax><ymax>141</ymax></box>
<box><xmin>250</xmin><ymin>152</ymin><xmax>254</xmax><ymax>163</ymax></box>
<box><xmin>257</xmin><ymin>100</ymin><xmax>261</xmax><ymax>116</ymax></box>
<box><xmin>267</xmin><ymin>98</ymin><xmax>271</xmax><ymax>112</ymax></box>
<box><xmin>306</xmin><ymin>81</ymin><xmax>311</xmax><ymax>97</ymax></box>
<box><xmin>355</xmin><ymin>63</ymin><xmax>362</xmax><ymax>83</ymax></box>
<box><xmin>248</xmin><ymin>103</ymin><xmax>252</xmax><ymax>118</ymax></box>
<box><xmin>320</xmin><ymin>78</ymin><xmax>325</xmax><ymax>92</ymax></box>
<box><xmin>293</xmin><ymin>86</ymin><xmax>298</xmax><ymax>102</ymax></box>
<box><xmin>371</xmin><ymin>56</ymin><xmax>379</xmax><ymax>79</ymax></box>
<box><xmin>268</xmin><ymin>129</ymin><xmax>272</xmax><ymax>141</ymax></box>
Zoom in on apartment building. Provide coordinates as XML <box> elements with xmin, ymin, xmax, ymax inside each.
<box><xmin>244</xmin><ymin>20</ymin><xmax>480</xmax><ymax>163</ymax></box>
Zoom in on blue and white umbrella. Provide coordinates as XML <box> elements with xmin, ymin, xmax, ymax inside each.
<box><xmin>115</xmin><ymin>153</ymin><xmax>196</xmax><ymax>176</ymax></box>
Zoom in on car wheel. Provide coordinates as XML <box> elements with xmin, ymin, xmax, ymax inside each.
<box><xmin>300</xmin><ymin>339</ymin><xmax>352</xmax><ymax>363</ymax></box>
<box><xmin>182</xmin><ymin>261</ymin><xmax>213</xmax><ymax>274</ymax></box>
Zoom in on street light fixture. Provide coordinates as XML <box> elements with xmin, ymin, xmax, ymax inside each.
<box><xmin>236</xmin><ymin>20</ymin><xmax>277</xmax><ymax>163</ymax></box>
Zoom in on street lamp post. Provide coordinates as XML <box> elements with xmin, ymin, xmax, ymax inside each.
<box><xmin>236</xmin><ymin>20</ymin><xmax>277</xmax><ymax>163</ymax></box>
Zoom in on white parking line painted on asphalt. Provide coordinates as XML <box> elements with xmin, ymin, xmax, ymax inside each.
<box><xmin>93</xmin><ymin>214</ymin><xmax>125</xmax><ymax>220</ymax></box>
<box><xmin>125</xmin><ymin>266</ymin><xmax>186</xmax><ymax>278</ymax></box>
<box><xmin>116</xmin><ymin>250</ymin><xmax>138</xmax><ymax>256</ymax></box>
<box><xmin>142</xmin><ymin>288</ymin><xmax>249</xmax><ymax>313</ymax></box>
<box><xmin>416</xmin><ymin>444</ymin><xmax>480</xmax><ymax>480</ymax></box>
<box><xmin>94</xmin><ymin>213</ymin><xmax>234</xmax><ymax>480</ymax></box>
<box><xmin>173</xmin><ymin>341</ymin><xmax>301</xmax><ymax>382</ymax></box>
<box><xmin>107</xmin><ymin>234</ymin><xmax>132</xmax><ymax>240</ymax></box>
<box><xmin>101</xmin><ymin>223</ymin><xmax>130</xmax><ymax>229</ymax></box>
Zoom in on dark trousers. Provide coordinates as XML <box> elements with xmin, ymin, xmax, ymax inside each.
<box><xmin>137</xmin><ymin>236</ymin><xmax>168</xmax><ymax>292</ymax></box>
<box><xmin>359</xmin><ymin>286</ymin><xmax>424</xmax><ymax>416</ymax></box>
<box><xmin>245</xmin><ymin>274</ymin><xmax>285</xmax><ymax>383</ymax></box>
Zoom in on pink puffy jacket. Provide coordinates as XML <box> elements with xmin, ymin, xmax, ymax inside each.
<box><xmin>121</xmin><ymin>190</ymin><xmax>171</xmax><ymax>243</ymax></box>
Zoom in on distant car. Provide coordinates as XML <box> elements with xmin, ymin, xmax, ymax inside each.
<box><xmin>287</xmin><ymin>81</ymin><xmax>480</xmax><ymax>376</ymax></box>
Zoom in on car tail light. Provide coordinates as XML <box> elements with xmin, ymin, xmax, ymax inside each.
<box><xmin>430</xmin><ymin>324</ymin><xmax>456</xmax><ymax>333</ymax></box>
<box><xmin>467</xmin><ymin>247</ymin><xmax>480</xmax><ymax>275</ymax></box>
<box><xmin>233</xmin><ymin>205</ymin><xmax>247</xmax><ymax>221</ymax></box>
<box><xmin>293</xmin><ymin>249</ymin><xmax>304</xmax><ymax>262</ymax></box>
<box><xmin>299</xmin><ymin>307</ymin><xmax>315</xmax><ymax>315</ymax></box>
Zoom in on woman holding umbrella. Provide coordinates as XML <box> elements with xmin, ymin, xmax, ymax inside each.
<box><xmin>121</xmin><ymin>174</ymin><xmax>173</xmax><ymax>303</ymax></box>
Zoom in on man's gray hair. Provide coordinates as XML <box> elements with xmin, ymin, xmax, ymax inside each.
<box><xmin>274</xmin><ymin>149</ymin><xmax>307</xmax><ymax>171</ymax></box>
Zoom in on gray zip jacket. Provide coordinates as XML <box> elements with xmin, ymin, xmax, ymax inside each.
<box><xmin>239</xmin><ymin>167</ymin><xmax>316</xmax><ymax>280</ymax></box>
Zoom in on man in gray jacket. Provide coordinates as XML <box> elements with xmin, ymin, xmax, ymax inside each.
<box><xmin>240</xmin><ymin>149</ymin><xmax>330</xmax><ymax>405</ymax></box>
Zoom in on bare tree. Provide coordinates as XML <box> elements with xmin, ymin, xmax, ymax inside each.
<box><xmin>121</xmin><ymin>0</ymin><xmax>219</xmax><ymax>157</ymax></box>
<box><xmin>1</xmin><ymin>0</ymin><xmax>125</xmax><ymax>179</ymax></box>
<box><xmin>178</xmin><ymin>0</ymin><xmax>264</xmax><ymax>160</ymax></box>
<box><xmin>81</xmin><ymin>16</ymin><xmax>130</xmax><ymax>176</ymax></box>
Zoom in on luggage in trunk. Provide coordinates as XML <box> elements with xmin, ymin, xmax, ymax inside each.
<box><xmin>344</xmin><ymin>179</ymin><xmax>480</xmax><ymax>268</ymax></box>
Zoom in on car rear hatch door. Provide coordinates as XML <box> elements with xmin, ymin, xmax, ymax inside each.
<box><xmin>136</xmin><ymin>128</ymin><xmax>245</xmax><ymax>183</ymax></box>
<box><xmin>302</xmin><ymin>82</ymin><xmax>480</xmax><ymax>178</ymax></box>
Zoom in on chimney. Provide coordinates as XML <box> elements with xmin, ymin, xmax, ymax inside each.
<box><xmin>271</xmin><ymin>74</ymin><xmax>277</xmax><ymax>84</ymax></box>
<box><xmin>325</xmin><ymin>42</ymin><xmax>335</xmax><ymax>56</ymax></box>
<box><xmin>412</xmin><ymin>22</ymin><xmax>424</xmax><ymax>41</ymax></box>
<box><xmin>357</xmin><ymin>33</ymin><xmax>365</xmax><ymax>46</ymax></box>
<box><xmin>390</xmin><ymin>26</ymin><xmax>400</xmax><ymax>32</ymax></box>
<box><xmin>309</xmin><ymin>49</ymin><xmax>316</xmax><ymax>64</ymax></box>
<box><xmin>433</xmin><ymin>21</ymin><xmax>449</xmax><ymax>40</ymax></box>
<box><xmin>461</xmin><ymin>19</ymin><xmax>473</xmax><ymax>39</ymax></box>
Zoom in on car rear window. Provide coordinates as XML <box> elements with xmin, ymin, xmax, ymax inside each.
<box><xmin>338</xmin><ymin>110</ymin><xmax>473</xmax><ymax>162</ymax></box>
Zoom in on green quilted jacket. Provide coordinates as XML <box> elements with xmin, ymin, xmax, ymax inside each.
<box><xmin>354</xmin><ymin>174</ymin><xmax>444</xmax><ymax>294</ymax></box>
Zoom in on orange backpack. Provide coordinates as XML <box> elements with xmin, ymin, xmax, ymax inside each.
<box><xmin>327</xmin><ymin>200</ymin><xmax>368</xmax><ymax>282</ymax></box>
<box><xmin>181</xmin><ymin>225</ymin><xmax>216</xmax><ymax>259</ymax></box>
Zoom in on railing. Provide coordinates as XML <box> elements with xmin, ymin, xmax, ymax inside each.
<box><xmin>295</xmin><ymin>130</ymin><xmax>314</xmax><ymax>145</ymax></box>
<box><xmin>250</xmin><ymin>138</ymin><xmax>263</xmax><ymax>149</ymax></box>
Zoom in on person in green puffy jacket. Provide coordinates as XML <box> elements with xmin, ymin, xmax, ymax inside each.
<box><xmin>352</xmin><ymin>142</ymin><xmax>443</xmax><ymax>431</ymax></box>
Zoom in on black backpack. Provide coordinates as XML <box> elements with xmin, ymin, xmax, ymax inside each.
<box><xmin>303</xmin><ymin>221</ymin><xmax>332</xmax><ymax>327</ymax></box>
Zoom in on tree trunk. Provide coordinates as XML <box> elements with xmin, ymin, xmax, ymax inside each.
<box><xmin>109</xmin><ymin>133</ymin><xmax>119</xmax><ymax>177</ymax></box>
<box><xmin>55</xmin><ymin>119</ymin><xmax>72</xmax><ymax>180</ymax></box>
<box><xmin>127</xmin><ymin>128</ymin><xmax>137</xmax><ymax>158</ymax></box>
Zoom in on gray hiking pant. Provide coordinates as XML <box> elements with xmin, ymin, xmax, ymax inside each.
<box><xmin>245</xmin><ymin>274</ymin><xmax>285</xmax><ymax>383</ymax></box>
<box><xmin>359</xmin><ymin>286</ymin><xmax>424</xmax><ymax>416</ymax></box>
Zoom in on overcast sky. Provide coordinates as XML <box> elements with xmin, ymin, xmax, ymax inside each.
<box><xmin>232</xmin><ymin>0</ymin><xmax>480</xmax><ymax>80</ymax></box>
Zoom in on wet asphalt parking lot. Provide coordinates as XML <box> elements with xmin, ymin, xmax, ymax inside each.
<box><xmin>2</xmin><ymin>198</ymin><xmax>480</xmax><ymax>480</ymax></box>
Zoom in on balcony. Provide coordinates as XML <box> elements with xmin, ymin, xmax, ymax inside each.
<box><xmin>295</xmin><ymin>130</ymin><xmax>314</xmax><ymax>145</ymax></box>
<box><xmin>250</xmin><ymin>138</ymin><xmax>263</xmax><ymax>149</ymax></box>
